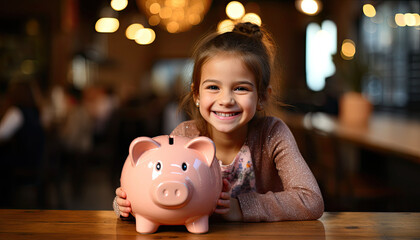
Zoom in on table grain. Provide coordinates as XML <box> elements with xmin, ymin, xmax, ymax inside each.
<box><xmin>0</xmin><ymin>210</ymin><xmax>419</xmax><ymax>239</ymax></box>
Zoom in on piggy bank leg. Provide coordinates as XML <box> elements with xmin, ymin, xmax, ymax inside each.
<box><xmin>135</xmin><ymin>215</ymin><xmax>159</xmax><ymax>234</ymax></box>
<box><xmin>185</xmin><ymin>215</ymin><xmax>209</xmax><ymax>234</ymax></box>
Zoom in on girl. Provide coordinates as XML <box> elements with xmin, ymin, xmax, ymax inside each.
<box><xmin>114</xmin><ymin>22</ymin><xmax>324</xmax><ymax>222</ymax></box>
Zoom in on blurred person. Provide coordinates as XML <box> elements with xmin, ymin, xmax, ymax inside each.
<box><xmin>59</xmin><ymin>87</ymin><xmax>93</xmax><ymax>155</ymax></box>
<box><xmin>85</xmin><ymin>86</ymin><xmax>120</xmax><ymax>170</ymax></box>
<box><xmin>0</xmin><ymin>79</ymin><xmax>45</xmax><ymax>207</ymax></box>
<box><xmin>57</xmin><ymin>86</ymin><xmax>94</xmax><ymax>200</ymax></box>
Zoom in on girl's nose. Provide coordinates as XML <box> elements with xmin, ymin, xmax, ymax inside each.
<box><xmin>218</xmin><ymin>91</ymin><xmax>235</xmax><ymax>106</ymax></box>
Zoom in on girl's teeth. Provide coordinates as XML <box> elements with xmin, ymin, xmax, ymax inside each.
<box><xmin>216</xmin><ymin>112</ymin><xmax>237</xmax><ymax>117</ymax></box>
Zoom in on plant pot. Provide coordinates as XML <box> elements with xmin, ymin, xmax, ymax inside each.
<box><xmin>339</xmin><ymin>92</ymin><xmax>372</xmax><ymax>127</ymax></box>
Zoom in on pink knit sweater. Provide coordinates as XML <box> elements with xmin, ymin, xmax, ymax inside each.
<box><xmin>171</xmin><ymin>116</ymin><xmax>324</xmax><ymax>222</ymax></box>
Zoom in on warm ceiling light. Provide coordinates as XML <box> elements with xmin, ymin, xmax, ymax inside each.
<box><xmin>167</xmin><ymin>21</ymin><xmax>180</xmax><ymax>33</ymax></box>
<box><xmin>341</xmin><ymin>39</ymin><xmax>356</xmax><ymax>60</ymax></box>
<box><xmin>126</xmin><ymin>23</ymin><xmax>144</xmax><ymax>40</ymax></box>
<box><xmin>217</xmin><ymin>19</ymin><xmax>235</xmax><ymax>33</ymax></box>
<box><xmin>242</xmin><ymin>13</ymin><xmax>261</xmax><ymax>26</ymax></box>
<box><xmin>226</xmin><ymin>1</ymin><xmax>245</xmax><ymax>20</ymax></box>
<box><xmin>301</xmin><ymin>0</ymin><xmax>318</xmax><ymax>15</ymax></box>
<box><xmin>363</xmin><ymin>4</ymin><xmax>376</xmax><ymax>18</ymax></box>
<box><xmin>135</xmin><ymin>28</ymin><xmax>156</xmax><ymax>45</ymax></box>
<box><xmin>95</xmin><ymin>18</ymin><xmax>119</xmax><ymax>33</ymax></box>
<box><xmin>149</xmin><ymin>3</ymin><xmax>161</xmax><ymax>14</ymax></box>
<box><xmin>149</xmin><ymin>15</ymin><xmax>161</xmax><ymax>26</ymax></box>
<box><xmin>404</xmin><ymin>13</ymin><xmax>417</xmax><ymax>26</ymax></box>
<box><xmin>159</xmin><ymin>7</ymin><xmax>172</xmax><ymax>19</ymax></box>
<box><xmin>111</xmin><ymin>0</ymin><xmax>128</xmax><ymax>11</ymax></box>
<box><xmin>414</xmin><ymin>13</ymin><xmax>420</xmax><ymax>26</ymax></box>
<box><xmin>137</xmin><ymin>0</ymin><xmax>212</xmax><ymax>33</ymax></box>
<box><xmin>395</xmin><ymin>13</ymin><xmax>406</xmax><ymax>27</ymax></box>
<box><xmin>188</xmin><ymin>13</ymin><xmax>201</xmax><ymax>25</ymax></box>
<box><xmin>295</xmin><ymin>0</ymin><xmax>321</xmax><ymax>16</ymax></box>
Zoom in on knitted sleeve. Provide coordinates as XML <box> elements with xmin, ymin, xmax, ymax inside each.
<box><xmin>237</xmin><ymin>117</ymin><xmax>324</xmax><ymax>222</ymax></box>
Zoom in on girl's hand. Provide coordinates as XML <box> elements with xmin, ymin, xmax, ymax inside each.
<box><xmin>114</xmin><ymin>187</ymin><xmax>131</xmax><ymax>218</ymax></box>
<box><xmin>222</xmin><ymin>198</ymin><xmax>243</xmax><ymax>222</ymax></box>
<box><xmin>214</xmin><ymin>179</ymin><xmax>243</xmax><ymax>221</ymax></box>
<box><xmin>214</xmin><ymin>179</ymin><xmax>231</xmax><ymax>215</ymax></box>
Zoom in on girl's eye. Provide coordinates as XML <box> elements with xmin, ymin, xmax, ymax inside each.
<box><xmin>235</xmin><ymin>86</ymin><xmax>250</xmax><ymax>91</ymax></box>
<box><xmin>156</xmin><ymin>162</ymin><xmax>161</xmax><ymax>171</ymax></box>
<box><xmin>206</xmin><ymin>85</ymin><xmax>219</xmax><ymax>90</ymax></box>
<box><xmin>182</xmin><ymin>163</ymin><xmax>187</xmax><ymax>171</ymax></box>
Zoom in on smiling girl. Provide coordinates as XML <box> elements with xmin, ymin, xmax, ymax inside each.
<box><xmin>114</xmin><ymin>22</ymin><xmax>324</xmax><ymax>222</ymax></box>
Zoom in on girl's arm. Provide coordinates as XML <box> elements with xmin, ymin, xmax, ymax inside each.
<box><xmin>237</xmin><ymin>117</ymin><xmax>324</xmax><ymax>222</ymax></box>
<box><xmin>0</xmin><ymin>107</ymin><xmax>23</xmax><ymax>141</ymax></box>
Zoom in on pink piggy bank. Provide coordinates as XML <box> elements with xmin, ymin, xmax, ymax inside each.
<box><xmin>120</xmin><ymin>135</ymin><xmax>222</xmax><ymax>234</ymax></box>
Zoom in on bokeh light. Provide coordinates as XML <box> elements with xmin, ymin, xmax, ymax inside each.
<box><xmin>341</xmin><ymin>39</ymin><xmax>356</xmax><ymax>60</ymax></box>
<box><xmin>306</xmin><ymin>20</ymin><xmax>337</xmax><ymax>91</ymax></box>
<box><xmin>95</xmin><ymin>18</ymin><xmax>119</xmax><ymax>33</ymax></box>
<box><xmin>166</xmin><ymin>21</ymin><xmax>179</xmax><ymax>33</ymax></box>
<box><xmin>149</xmin><ymin>15</ymin><xmax>161</xmax><ymax>26</ymax></box>
<box><xmin>395</xmin><ymin>13</ymin><xmax>406</xmax><ymax>27</ymax></box>
<box><xmin>217</xmin><ymin>19</ymin><xmax>235</xmax><ymax>33</ymax></box>
<box><xmin>126</xmin><ymin>23</ymin><xmax>144</xmax><ymax>40</ymax></box>
<box><xmin>242</xmin><ymin>13</ymin><xmax>261</xmax><ymax>26</ymax></box>
<box><xmin>111</xmin><ymin>0</ymin><xmax>128</xmax><ymax>11</ymax></box>
<box><xmin>135</xmin><ymin>28</ymin><xmax>156</xmax><ymax>45</ymax></box>
<box><xmin>394</xmin><ymin>13</ymin><xmax>420</xmax><ymax>27</ymax></box>
<box><xmin>226</xmin><ymin>1</ymin><xmax>245</xmax><ymax>20</ymax></box>
<box><xmin>188</xmin><ymin>13</ymin><xmax>201</xmax><ymax>25</ymax></box>
<box><xmin>138</xmin><ymin>0</ymin><xmax>211</xmax><ymax>33</ymax></box>
<box><xmin>415</xmin><ymin>13</ymin><xmax>420</xmax><ymax>26</ymax></box>
<box><xmin>149</xmin><ymin>2</ymin><xmax>161</xmax><ymax>14</ymax></box>
<box><xmin>363</xmin><ymin>4</ymin><xmax>376</xmax><ymax>18</ymax></box>
<box><xmin>404</xmin><ymin>13</ymin><xmax>417</xmax><ymax>26</ymax></box>
<box><xmin>298</xmin><ymin>0</ymin><xmax>321</xmax><ymax>16</ymax></box>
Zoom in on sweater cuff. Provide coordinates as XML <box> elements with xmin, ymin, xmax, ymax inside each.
<box><xmin>237</xmin><ymin>192</ymin><xmax>261</xmax><ymax>222</ymax></box>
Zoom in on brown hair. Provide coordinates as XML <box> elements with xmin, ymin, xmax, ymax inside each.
<box><xmin>180</xmin><ymin>22</ymin><xmax>278</xmax><ymax>136</ymax></box>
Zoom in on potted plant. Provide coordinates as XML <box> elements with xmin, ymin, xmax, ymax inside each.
<box><xmin>333</xmin><ymin>52</ymin><xmax>372</xmax><ymax>127</ymax></box>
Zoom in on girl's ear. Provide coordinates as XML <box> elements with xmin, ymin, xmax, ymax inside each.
<box><xmin>191</xmin><ymin>83</ymin><xmax>199</xmax><ymax>103</ymax></box>
<box><xmin>257</xmin><ymin>101</ymin><xmax>264</xmax><ymax>111</ymax></box>
<box><xmin>257</xmin><ymin>85</ymin><xmax>272</xmax><ymax>111</ymax></box>
<box><xmin>267</xmin><ymin>85</ymin><xmax>273</xmax><ymax>97</ymax></box>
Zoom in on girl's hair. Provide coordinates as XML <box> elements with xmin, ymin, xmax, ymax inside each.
<box><xmin>180</xmin><ymin>22</ymin><xmax>278</xmax><ymax>136</ymax></box>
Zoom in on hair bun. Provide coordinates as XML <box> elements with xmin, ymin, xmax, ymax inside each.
<box><xmin>233</xmin><ymin>22</ymin><xmax>262</xmax><ymax>39</ymax></box>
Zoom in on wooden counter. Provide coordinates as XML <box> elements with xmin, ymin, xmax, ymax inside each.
<box><xmin>281</xmin><ymin>111</ymin><xmax>420</xmax><ymax>163</ymax></box>
<box><xmin>0</xmin><ymin>210</ymin><xmax>419</xmax><ymax>239</ymax></box>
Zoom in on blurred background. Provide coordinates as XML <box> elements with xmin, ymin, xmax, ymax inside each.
<box><xmin>0</xmin><ymin>0</ymin><xmax>419</xmax><ymax>212</ymax></box>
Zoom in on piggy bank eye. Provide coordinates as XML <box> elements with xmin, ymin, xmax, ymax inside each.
<box><xmin>182</xmin><ymin>162</ymin><xmax>187</xmax><ymax>171</ymax></box>
<box><xmin>156</xmin><ymin>162</ymin><xmax>162</xmax><ymax>171</ymax></box>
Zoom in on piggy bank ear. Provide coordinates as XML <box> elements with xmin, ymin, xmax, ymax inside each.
<box><xmin>129</xmin><ymin>137</ymin><xmax>160</xmax><ymax>167</ymax></box>
<box><xmin>185</xmin><ymin>137</ymin><xmax>216</xmax><ymax>167</ymax></box>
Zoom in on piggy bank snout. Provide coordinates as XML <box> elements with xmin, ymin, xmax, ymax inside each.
<box><xmin>152</xmin><ymin>181</ymin><xmax>190</xmax><ymax>208</ymax></box>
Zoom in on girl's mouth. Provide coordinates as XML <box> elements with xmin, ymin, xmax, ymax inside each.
<box><xmin>213</xmin><ymin>112</ymin><xmax>240</xmax><ymax>117</ymax></box>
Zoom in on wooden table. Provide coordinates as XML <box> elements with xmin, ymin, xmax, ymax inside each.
<box><xmin>282</xmin><ymin>111</ymin><xmax>420</xmax><ymax>163</ymax></box>
<box><xmin>0</xmin><ymin>210</ymin><xmax>419</xmax><ymax>239</ymax></box>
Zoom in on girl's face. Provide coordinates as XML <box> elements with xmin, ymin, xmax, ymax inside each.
<box><xmin>196</xmin><ymin>53</ymin><xmax>259</xmax><ymax>137</ymax></box>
